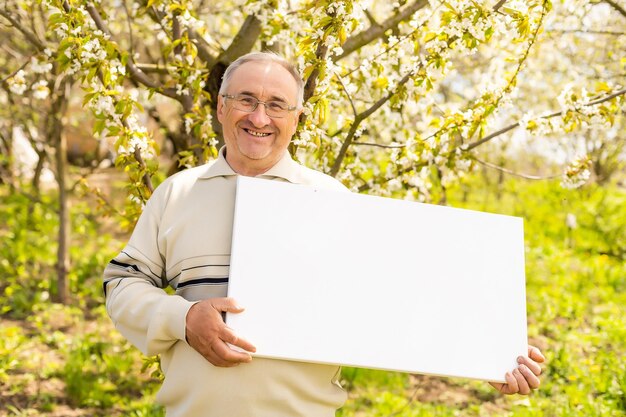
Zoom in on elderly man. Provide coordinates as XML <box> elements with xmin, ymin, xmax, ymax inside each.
<box><xmin>103</xmin><ymin>52</ymin><xmax>544</xmax><ymax>417</ymax></box>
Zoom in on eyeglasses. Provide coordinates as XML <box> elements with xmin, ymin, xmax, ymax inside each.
<box><xmin>221</xmin><ymin>94</ymin><xmax>297</xmax><ymax>118</ymax></box>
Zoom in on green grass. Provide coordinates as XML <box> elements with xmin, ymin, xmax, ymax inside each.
<box><xmin>1</xmin><ymin>177</ymin><xmax>625</xmax><ymax>416</ymax></box>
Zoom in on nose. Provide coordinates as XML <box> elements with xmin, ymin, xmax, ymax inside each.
<box><xmin>247</xmin><ymin>103</ymin><xmax>272</xmax><ymax>127</ymax></box>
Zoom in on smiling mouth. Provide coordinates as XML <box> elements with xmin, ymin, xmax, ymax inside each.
<box><xmin>243</xmin><ymin>128</ymin><xmax>272</xmax><ymax>137</ymax></box>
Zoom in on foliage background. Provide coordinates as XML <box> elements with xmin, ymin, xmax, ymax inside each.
<box><xmin>0</xmin><ymin>0</ymin><xmax>625</xmax><ymax>415</ymax></box>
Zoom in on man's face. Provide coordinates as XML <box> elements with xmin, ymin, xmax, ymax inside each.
<box><xmin>217</xmin><ymin>61</ymin><xmax>301</xmax><ymax>175</ymax></box>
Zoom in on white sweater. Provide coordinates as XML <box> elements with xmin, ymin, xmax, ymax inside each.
<box><xmin>103</xmin><ymin>148</ymin><xmax>348</xmax><ymax>417</ymax></box>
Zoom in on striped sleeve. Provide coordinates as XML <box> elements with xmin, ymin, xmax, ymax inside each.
<box><xmin>103</xmin><ymin>185</ymin><xmax>194</xmax><ymax>356</ymax></box>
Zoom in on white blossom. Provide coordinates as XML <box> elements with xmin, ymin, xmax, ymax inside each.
<box><xmin>176</xmin><ymin>84</ymin><xmax>190</xmax><ymax>96</ymax></box>
<box><xmin>184</xmin><ymin>115</ymin><xmax>193</xmax><ymax>134</ymax></box>
<box><xmin>561</xmin><ymin>156</ymin><xmax>592</xmax><ymax>189</ymax></box>
<box><xmin>90</xmin><ymin>94</ymin><xmax>115</xmax><ymax>115</ymax></box>
<box><xmin>8</xmin><ymin>70</ymin><xmax>28</xmax><ymax>95</ymax></box>
<box><xmin>32</xmin><ymin>80</ymin><xmax>50</xmax><ymax>100</ymax></box>
<box><xmin>31</xmin><ymin>58</ymin><xmax>53</xmax><ymax>74</ymax></box>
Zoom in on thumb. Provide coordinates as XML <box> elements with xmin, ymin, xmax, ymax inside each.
<box><xmin>528</xmin><ymin>345</ymin><xmax>545</xmax><ymax>363</ymax></box>
<box><xmin>210</xmin><ymin>297</ymin><xmax>245</xmax><ymax>314</ymax></box>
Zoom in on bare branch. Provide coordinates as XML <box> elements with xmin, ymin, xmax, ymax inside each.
<box><xmin>493</xmin><ymin>0</ymin><xmax>508</xmax><ymax>12</ymax></box>
<box><xmin>335</xmin><ymin>0</ymin><xmax>429</xmax><ymax>61</ymax></box>
<box><xmin>0</xmin><ymin>42</ymin><xmax>23</xmax><ymax>60</ymax></box>
<box><xmin>121</xmin><ymin>0</ymin><xmax>136</xmax><ymax>58</ymax></box>
<box><xmin>0</xmin><ymin>9</ymin><xmax>45</xmax><ymax>51</ymax></box>
<box><xmin>472</xmin><ymin>156</ymin><xmax>561</xmax><ymax>180</ymax></box>
<box><xmin>1</xmin><ymin>57</ymin><xmax>31</xmax><ymax>83</ymax></box>
<box><xmin>352</xmin><ymin>142</ymin><xmax>406</xmax><ymax>149</ymax></box>
<box><xmin>363</xmin><ymin>10</ymin><xmax>379</xmax><ymax>27</ymax></box>
<box><xmin>546</xmin><ymin>29</ymin><xmax>626</xmax><ymax>35</ymax></box>
<box><xmin>602</xmin><ymin>0</ymin><xmax>626</xmax><ymax>18</ymax></box>
<box><xmin>465</xmin><ymin>87</ymin><xmax>626</xmax><ymax>151</ymax></box>
<box><xmin>135</xmin><ymin>62</ymin><xmax>175</xmax><ymax>74</ymax></box>
<box><xmin>335</xmin><ymin>72</ymin><xmax>358</xmax><ymax>117</ymax></box>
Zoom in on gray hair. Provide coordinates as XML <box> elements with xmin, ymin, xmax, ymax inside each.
<box><xmin>218</xmin><ymin>52</ymin><xmax>304</xmax><ymax>109</ymax></box>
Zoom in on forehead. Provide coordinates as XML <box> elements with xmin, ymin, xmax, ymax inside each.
<box><xmin>227</xmin><ymin>61</ymin><xmax>298</xmax><ymax>101</ymax></box>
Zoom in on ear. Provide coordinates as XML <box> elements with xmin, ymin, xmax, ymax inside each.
<box><xmin>217</xmin><ymin>94</ymin><xmax>225</xmax><ymax>123</ymax></box>
<box><xmin>292</xmin><ymin>108</ymin><xmax>303</xmax><ymax>130</ymax></box>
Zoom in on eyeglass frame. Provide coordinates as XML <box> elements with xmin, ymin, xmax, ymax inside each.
<box><xmin>221</xmin><ymin>94</ymin><xmax>298</xmax><ymax>118</ymax></box>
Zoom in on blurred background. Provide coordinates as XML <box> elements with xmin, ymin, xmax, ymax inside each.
<box><xmin>0</xmin><ymin>0</ymin><xmax>624</xmax><ymax>415</ymax></box>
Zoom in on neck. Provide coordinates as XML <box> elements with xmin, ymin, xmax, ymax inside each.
<box><xmin>224</xmin><ymin>152</ymin><xmax>281</xmax><ymax>177</ymax></box>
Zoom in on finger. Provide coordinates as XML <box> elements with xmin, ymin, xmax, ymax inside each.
<box><xmin>207</xmin><ymin>345</ymin><xmax>241</xmax><ymax>368</ymax></box>
<box><xmin>528</xmin><ymin>345</ymin><xmax>546</xmax><ymax>363</ymax></box>
<box><xmin>212</xmin><ymin>339</ymin><xmax>253</xmax><ymax>364</ymax></box>
<box><xmin>221</xmin><ymin>326</ymin><xmax>257</xmax><ymax>353</ymax></box>
<box><xmin>518</xmin><ymin>355</ymin><xmax>542</xmax><ymax>376</ymax></box>
<box><xmin>489</xmin><ymin>381</ymin><xmax>503</xmax><ymax>392</ymax></box>
<box><xmin>513</xmin><ymin>368</ymin><xmax>530</xmax><ymax>395</ymax></box>
<box><xmin>519</xmin><ymin>363</ymin><xmax>541</xmax><ymax>390</ymax></box>
<box><xmin>211</xmin><ymin>297</ymin><xmax>245</xmax><ymax>314</ymax></box>
<box><xmin>503</xmin><ymin>371</ymin><xmax>518</xmax><ymax>394</ymax></box>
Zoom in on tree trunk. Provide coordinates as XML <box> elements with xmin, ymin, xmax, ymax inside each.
<box><xmin>0</xmin><ymin>131</ymin><xmax>14</xmax><ymax>189</ymax></box>
<box><xmin>50</xmin><ymin>82</ymin><xmax>70</xmax><ymax>304</ymax></box>
<box><xmin>31</xmin><ymin>148</ymin><xmax>46</xmax><ymax>194</ymax></box>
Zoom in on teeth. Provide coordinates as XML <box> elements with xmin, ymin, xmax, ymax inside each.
<box><xmin>245</xmin><ymin>128</ymin><xmax>270</xmax><ymax>137</ymax></box>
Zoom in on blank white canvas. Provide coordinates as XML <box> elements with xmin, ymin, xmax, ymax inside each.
<box><xmin>227</xmin><ymin>176</ymin><xmax>527</xmax><ymax>383</ymax></box>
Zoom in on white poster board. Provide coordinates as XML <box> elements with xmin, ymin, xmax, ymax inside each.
<box><xmin>227</xmin><ymin>176</ymin><xmax>527</xmax><ymax>382</ymax></box>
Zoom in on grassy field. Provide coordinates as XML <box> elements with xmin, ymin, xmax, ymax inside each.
<box><xmin>1</xmin><ymin>176</ymin><xmax>625</xmax><ymax>416</ymax></box>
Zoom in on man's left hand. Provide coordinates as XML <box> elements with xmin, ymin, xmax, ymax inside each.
<box><xmin>489</xmin><ymin>345</ymin><xmax>545</xmax><ymax>395</ymax></box>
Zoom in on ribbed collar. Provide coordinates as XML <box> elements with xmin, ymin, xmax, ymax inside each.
<box><xmin>198</xmin><ymin>146</ymin><xmax>302</xmax><ymax>183</ymax></box>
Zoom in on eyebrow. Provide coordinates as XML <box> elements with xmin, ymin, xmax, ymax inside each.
<box><xmin>239</xmin><ymin>90</ymin><xmax>288</xmax><ymax>103</ymax></box>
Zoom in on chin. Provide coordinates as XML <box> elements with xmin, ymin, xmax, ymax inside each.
<box><xmin>240</xmin><ymin>148</ymin><xmax>272</xmax><ymax>161</ymax></box>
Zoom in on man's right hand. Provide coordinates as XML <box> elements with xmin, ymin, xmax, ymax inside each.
<box><xmin>185</xmin><ymin>297</ymin><xmax>256</xmax><ymax>367</ymax></box>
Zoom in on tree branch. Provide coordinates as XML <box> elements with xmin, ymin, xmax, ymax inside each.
<box><xmin>421</xmin><ymin>0</ymin><xmax>549</xmax><ymax>148</ymax></box>
<box><xmin>465</xmin><ymin>87</ymin><xmax>626</xmax><ymax>151</ymax></box>
<box><xmin>493</xmin><ymin>0</ymin><xmax>509</xmax><ymax>12</ymax></box>
<box><xmin>330</xmin><ymin>71</ymin><xmax>413</xmax><ymax>176</ymax></box>
<box><xmin>602</xmin><ymin>0</ymin><xmax>626</xmax><ymax>18</ymax></box>
<box><xmin>0</xmin><ymin>9</ymin><xmax>45</xmax><ymax>51</ymax></box>
<box><xmin>57</xmin><ymin>2</ymin><xmax>155</xmax><ymax>193</ymax></box>
<box><xmin>363</xmin><ymin>9</ymin><xmax>379</xmax><ymax>27</ymax></box>
<box><xmin>188</xmin><ymin>28</ymin><xmax>218</xmax><ymax>67</ymax></box>
<box><xmin>335</xmin><ymin>0</ymin><xmax>429</xmax><ymax>61</ymax></box>
<box><xmin>343</xmin><ymin>4</ymin><xmax>440</xmax><ymax>77</ymax></box>
<box><xmin>134</xmin><ymin>62</ymin><xmax>175</xmax><ymax>74</ymax></box>
<box><xmin>121</xmin><ymin>0</ymin><xmax>135</xmax><ymax>56</ymax></box>
<box><xmin>215</xmin><ymin>14</ymin><xmax>261</xmax><ymax>67</ymax></box>
<box><xmin>335</xmin><ymin>72</ymin><xmax>358</xmax><ymax>117</ymax></box>
<box><xmin>471</xmin><ymin>156</ymin><xmax>561</xmax><ymax>180</ymax></box>
<box><xmin>303</xmin><ymin>42</ymin><xmax>329</xmax><ymax>103</ymax></box>
<box><xmin>546</xmin><ymin>29</ymin><xmax>626</xmax><ymax>35</ymax></box>
<box><xmin>84</xmin><ymin>3</ymin><xmax>178</xmax><ymax>99</ymax></box>
<box><xmin>172</xmin><ymin>14</ymin><xmax>182</xmax><ymax>55</ymax></box>
<box><xmin>133</xmin><ymin>148</ymin><xmax>153</xmax><ymax>193</ymax></box>
<box><xmin>1</xmin><ymin>57</ymin><xmax>31</xmax><ymax>83</ymax></box>
<box><xmin>352</xmin><ymin>141</ymin><xmax>406</xmax><ymax>149</ymax></box>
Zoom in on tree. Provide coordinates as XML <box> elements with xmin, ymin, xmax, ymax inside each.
<box><xmin>1</xmin><ymin>2</ymin><xmax>75</xmax><ymax>303</ymax></box>
<box><xmin>1</xmin><ymin>0</ymin><xmax>624</xmax><ymax>211</ymax></box>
